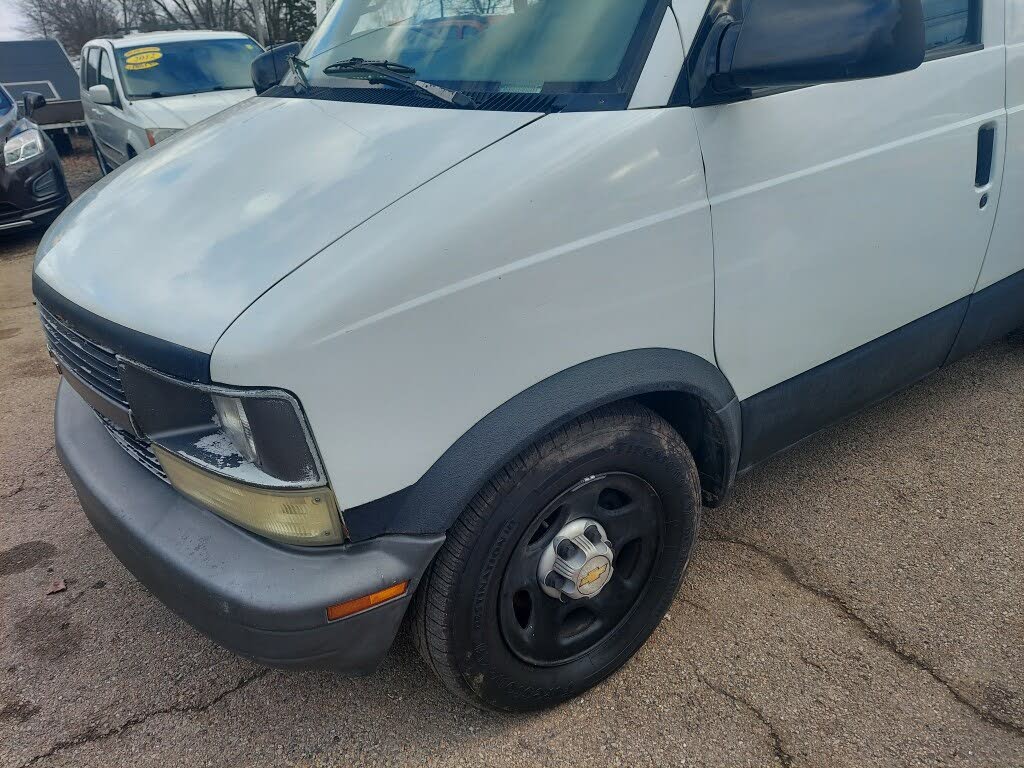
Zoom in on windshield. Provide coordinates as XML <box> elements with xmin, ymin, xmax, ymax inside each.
<box><xmin>116</xmin><ymin>38</ymin><xmax>262</xmax><ymax>99</ymax></box>
<box><xmin>299</xmin><ymin>0</ymin><xmax>653</xmax><ymax>96</ymax></box>
<box><xmin>0</xmin><ymin>88</ymin><xmax>13</xmax><ymax>117</ymax></box>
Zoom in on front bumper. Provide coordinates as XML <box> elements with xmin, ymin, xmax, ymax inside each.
<box><xmin>0</xmin><ymin>193</ymin><xmax>69</xmax><ymax>232</ymax></box>
<box><xmin>1</xmin><ymin>140</ymin><xmax>69</xmax><ymax>232</ymax></box>
<box><xmin>55</xmin><ymin>381</ymin><xmax>444</xmax><ymax>672</ymax></box>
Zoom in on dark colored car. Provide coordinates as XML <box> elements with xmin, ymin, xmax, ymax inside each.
<box><xmin>0</xmin><ymin>87</ymin><xmax>70</xmax><ymax>234</ymax></box>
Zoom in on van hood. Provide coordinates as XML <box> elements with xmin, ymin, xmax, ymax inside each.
<box><xmin>34</xmin><ymin>96</ymin><xmax>538</xmax><ymax>354</ymax></box>
<box><xmin>129</xmin><ymin>89</ymin><xmax>256</xmax><ymax>129</ymax></box>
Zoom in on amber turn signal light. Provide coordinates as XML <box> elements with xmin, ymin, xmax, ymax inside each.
<box><xmin>326</xmin><ymin>581</ymin><xmax>409</xmax><ymax>622</ymax></box>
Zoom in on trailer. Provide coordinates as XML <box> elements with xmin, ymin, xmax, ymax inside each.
<box><xmin>0</xmin><ymin>39</ymin><xmax>85</xmax><ymax>154</ymax></box>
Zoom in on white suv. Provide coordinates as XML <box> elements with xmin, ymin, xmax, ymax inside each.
<box><xmin>34</xmin><ymin>0</ymin><xmax>1021</xmax><ymax>712</ymax></box>
<box><xmin>80</xmin><ymin>30</ymin><xmax>262</xmax><ymax>173</ymax></box>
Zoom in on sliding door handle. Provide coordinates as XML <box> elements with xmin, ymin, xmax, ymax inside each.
<box><xmin>976</xmin><ymin>124</ymin><xmax>996</xmax><ymax>188</ymax></box>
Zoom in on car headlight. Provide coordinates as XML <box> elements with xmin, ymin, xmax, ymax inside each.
<box><xmin>212</xmin><ymin>395</ymin><xmax>258</xmax><ymax>464</ymax></box>
<box><xmin>146</xmin><ymin>127</ymin><xmax>180</xmax><ymax>146</ymax></box>
<box><xmin>153</xmin><ymin>446</ymin><xmax>345</xmax><ymax>546</ymax></box>
<box><xmin>4</xmin><ymin>129</ymin><xmax>45</xmax><ymax>167</ymax></box>
<box><xmin>120</xmin><ymin>362</ymin><xmax>345</xmax><ymax>546</ymax></box>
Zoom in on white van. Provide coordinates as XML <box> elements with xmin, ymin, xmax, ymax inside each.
<box><xmin>33</xmin><ymin>0</ymin><xmax>1023</xmax><ymax>711</ymax></box>
<box><xmin>80</xmin><ymin>30</ymin><xmax>262</xmax><ymax>173</ymax></box>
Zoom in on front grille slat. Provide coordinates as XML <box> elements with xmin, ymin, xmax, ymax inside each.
<box><xmin>38</xmin><ymin>305</ymin><xmax>129</xmax><ymax>409</ymax></box>
<box><xmin>47</xmin><ymin>335</ymin><xmax>129</xmax><ymax>406</ymax></box>
<box><xmin>41</xmin><ymin>319</ymin><xmax>120</xmax><ymax>379</ymax></box>
<box><xmin>39</xmin><ymin>303</ymin><xmax>169</xmax><ymax>483</ymax></box>
<box><xmin>98</xmin><ymin>415</ymin><xmax>169</xmax><ymax>483</ymax></box>
<box><xmin>38</xmin><ymin>307</ymin><xmax>120</xmax><ymax>375</ymax></box>
<box><xmin>44</xmin><ymin>329</ymin><xmax>122</xmax><ymax>389</ymax></box>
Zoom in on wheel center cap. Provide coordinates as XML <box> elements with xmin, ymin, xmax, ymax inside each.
<box><xmin>538</xmin><ymin>518</ymin><xmax>614</xmax><ymax>600</ymax></box>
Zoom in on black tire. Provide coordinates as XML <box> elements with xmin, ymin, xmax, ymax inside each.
<box><xmin>412</xmin><ymin>401</ymin><xmax>701</xmax><ymax>711</ymax></box>
<box><xmin>50</xmin><ymin>131</ymin><xmax>73</xmax><ymax>156</ymax></box>
<box><xmin>91</xmin><ymin>136</ymin><xmax>110</xmax><ymax>176</ymax></box>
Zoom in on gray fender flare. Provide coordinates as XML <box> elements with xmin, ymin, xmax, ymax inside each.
<box><xmin>343</xmin><ymin>348</ymin><xmax>741</xmax><ymax>540</ymax></box>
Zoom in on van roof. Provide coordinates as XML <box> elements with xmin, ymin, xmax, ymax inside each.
<box><xmin>88</xmin><ymin>30</ymin><xmax>253</xmax><ymax>48</ymax></box>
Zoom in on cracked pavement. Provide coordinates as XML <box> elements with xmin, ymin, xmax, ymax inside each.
<box><xmin>3</xmin><ymin>143</ymin><xmax>1023</xmax><ymax>767</ymax></box>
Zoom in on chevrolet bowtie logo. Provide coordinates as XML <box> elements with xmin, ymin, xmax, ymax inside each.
<box><xmin>579</xmin><ymin>562</ymin><xmax>608</xmax><ymax>588</ymax></box>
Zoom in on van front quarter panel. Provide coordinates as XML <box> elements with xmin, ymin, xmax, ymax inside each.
<box><xmin>211</xmin><ymin>108</ymin><xmax>718</xmax><ymax>535</ymax></box>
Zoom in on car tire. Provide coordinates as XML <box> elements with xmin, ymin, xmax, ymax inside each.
<box><xmin>50</xmin><ymin>131</ymin><xmax>73</xmax><ymax>156</ymax></box>
<box><xmin>411</xmin><ymin>401</ymin><xmax>701</xmax><ymax>712</ymax></box>
<box><xmin>91</xmin><ymin>136</ymin><xmax>111</xmax><ymax>176</ymax></box>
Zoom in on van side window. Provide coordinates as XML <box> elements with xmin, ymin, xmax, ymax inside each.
<box><xmin>98</xmin><ymin>50</ymin><xmax>119</xmax><ymax>105</ymax></box>
<box><xmin>922</xmin><ymin>0</ymin><xmax>982</xmax><ymax>57</ymax></box>
<box><xmin>85</xmin><ymin>48</ymin><xmax>101</xmax><ymax>89</ymax></box>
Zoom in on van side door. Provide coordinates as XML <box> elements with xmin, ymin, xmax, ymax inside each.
<box><xmin>967</xmin><ymin>1</ymin><xmax>1024</xmax><ymax>313</ymax></box>
<box><xmin>694</xmin><ymin>0</ymin><xmax>1006</xmax><ymax>466</ymax></box>
<box><xmin>92</xmin><ymin>47</ymin><xmax>128</xmax><ymax>166</ymax></box>
<box><xmin>81</xmin><ymin>46</ymin><xmax>103</xmax><ymax>152</ymax></box>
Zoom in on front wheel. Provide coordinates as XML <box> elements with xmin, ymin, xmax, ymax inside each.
<box><xmin>91</xmin><ymin>136</ymin><xmax>111</xmax><ymax>176</ymax></box>
<box><xmin>49</xmin><ymin>131</ymin><xmax>73</xmax><ymax>156</ymax></box>
<box><xmin>411</xmin><ymin>402</ymin><xmax>701</xmax><ymax>711</ymax></box>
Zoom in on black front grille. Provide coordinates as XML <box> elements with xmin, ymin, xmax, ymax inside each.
<box><xmin>97</xmin><ymin>415</ymin><xmax>169</xmax><ymax>483</ymax></box>
<box><xmin>38</xmin><ymin>303</ymin><xmax>172</xmax><ymax>483</ymax></box>
<box><xmin>39</xmin><ymin>304</ymin><xmax>129</xmax><ymax>409</ymax></box>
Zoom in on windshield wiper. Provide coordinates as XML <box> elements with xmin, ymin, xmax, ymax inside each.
<box><xmin>288</xmin><ymin>54</ymin><xmax>311</xmax><ymax>92</ymax></box>
<box><xmin>324</xmin><ymin>58</ymin><xmax>416</xmax><ymax>75</ymax></box>
<box><xmin>322</xmin><ymin>58</ymin><xmax>477</xmax><ymax>109</ymax></box>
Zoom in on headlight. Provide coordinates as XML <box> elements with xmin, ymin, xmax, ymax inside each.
<box><xmin>4</xmin><ymin>129</ymin><xmax>45</xmax><ymax>167</ymax></box>
<box><xmin>154</xmin><ymin>447</ymin><xmax>344</xmax><ymax>546</ymax></box>
<box><xmin>212</xmin><ymin>395</ymin><xmax>258</xmax><ymax>464</ymax></box>
<box><xmin>122</xmin><ymin>362</ymin><xmax>326</xmax><ymax>487</ymax></box>
<box><xmin>146</xmin><ymin>127</ymin><xmax>180</xmax><ymax>146</ymax></box>
<box><xmin>119</xmin><ymin>362</ymin><xmax>345</xmax><ymax>546</ymax></box>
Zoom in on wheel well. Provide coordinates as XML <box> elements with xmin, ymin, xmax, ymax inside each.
<box><xmin>633</xmin><ymin>391</ymin><xmax>735</xmax><ymax>507</ymax></box>
<box><xmin>342</xmin><ymin>348</ymin><xmax>741</xmax><ymax>541</ymax></box>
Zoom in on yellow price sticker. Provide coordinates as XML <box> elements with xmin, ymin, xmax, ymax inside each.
<box><xmin>122</xmin><ymin>46</ymin><xmax>160</xmax><ymax>57</ymax></box>
<box><xmin>125</xmin><ymin>50</ymin><xmax>162</xmax><ymax>66</ymax></box>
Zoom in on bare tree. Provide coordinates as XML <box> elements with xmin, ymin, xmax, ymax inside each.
<box><xmin>14</xmin><ymin>0</ymin><xmax>53</xmax><ymax>38</ymax></box>
<box><xmin>16</xmin><ymin>0</ymin><xmax>120</xmax><ymax>51</ymax></box>
<box><xmin>13</xmin><ymin>0</ymin><xmax>316</xmax><ymax>51</ymax></box>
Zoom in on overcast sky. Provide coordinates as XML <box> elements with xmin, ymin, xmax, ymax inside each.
<box><xmin>0</xmin><ymin>3</ymin><xmax>27</xmax><ymax>40</ymax></box>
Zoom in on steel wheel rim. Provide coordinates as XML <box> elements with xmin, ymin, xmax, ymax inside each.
<box><xmin>498</xmin><ymin>472</ymin><xmax>664</xmax><ymax>667</ymax></box>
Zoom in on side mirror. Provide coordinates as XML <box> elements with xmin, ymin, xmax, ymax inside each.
<box><xmin>692</xmin><ymin>0</ymin><xmax>925</xmax><ymax>105</ymax></box>
<box><xmin>22</xmin><ymin>91</ymin><xmax>46</xmax><ymax>118</ymax></box>
<box><xmin>251</xmin><ymin>41</ymin><xmax>302</xmax><ymax>95</ymax></box>
<box><xmin>88</xmin><ymin>84</ymin><xmax>114</xmax><ymax>106</ymax></box>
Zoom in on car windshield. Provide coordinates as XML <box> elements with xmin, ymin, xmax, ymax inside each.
<box><xmin>115</xmin><ymin>38</ymin><xmax>262</xmax><ymax>99</ymax></box>
<box><xmin>298</xmin><ymin>0</ymin><xmax>653</xmax><ymax>96</ymax></box>
<box><xmin>0</xmin><ymin>88</ymin><xmax>13</xmax><ymax>117</ymax></box>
